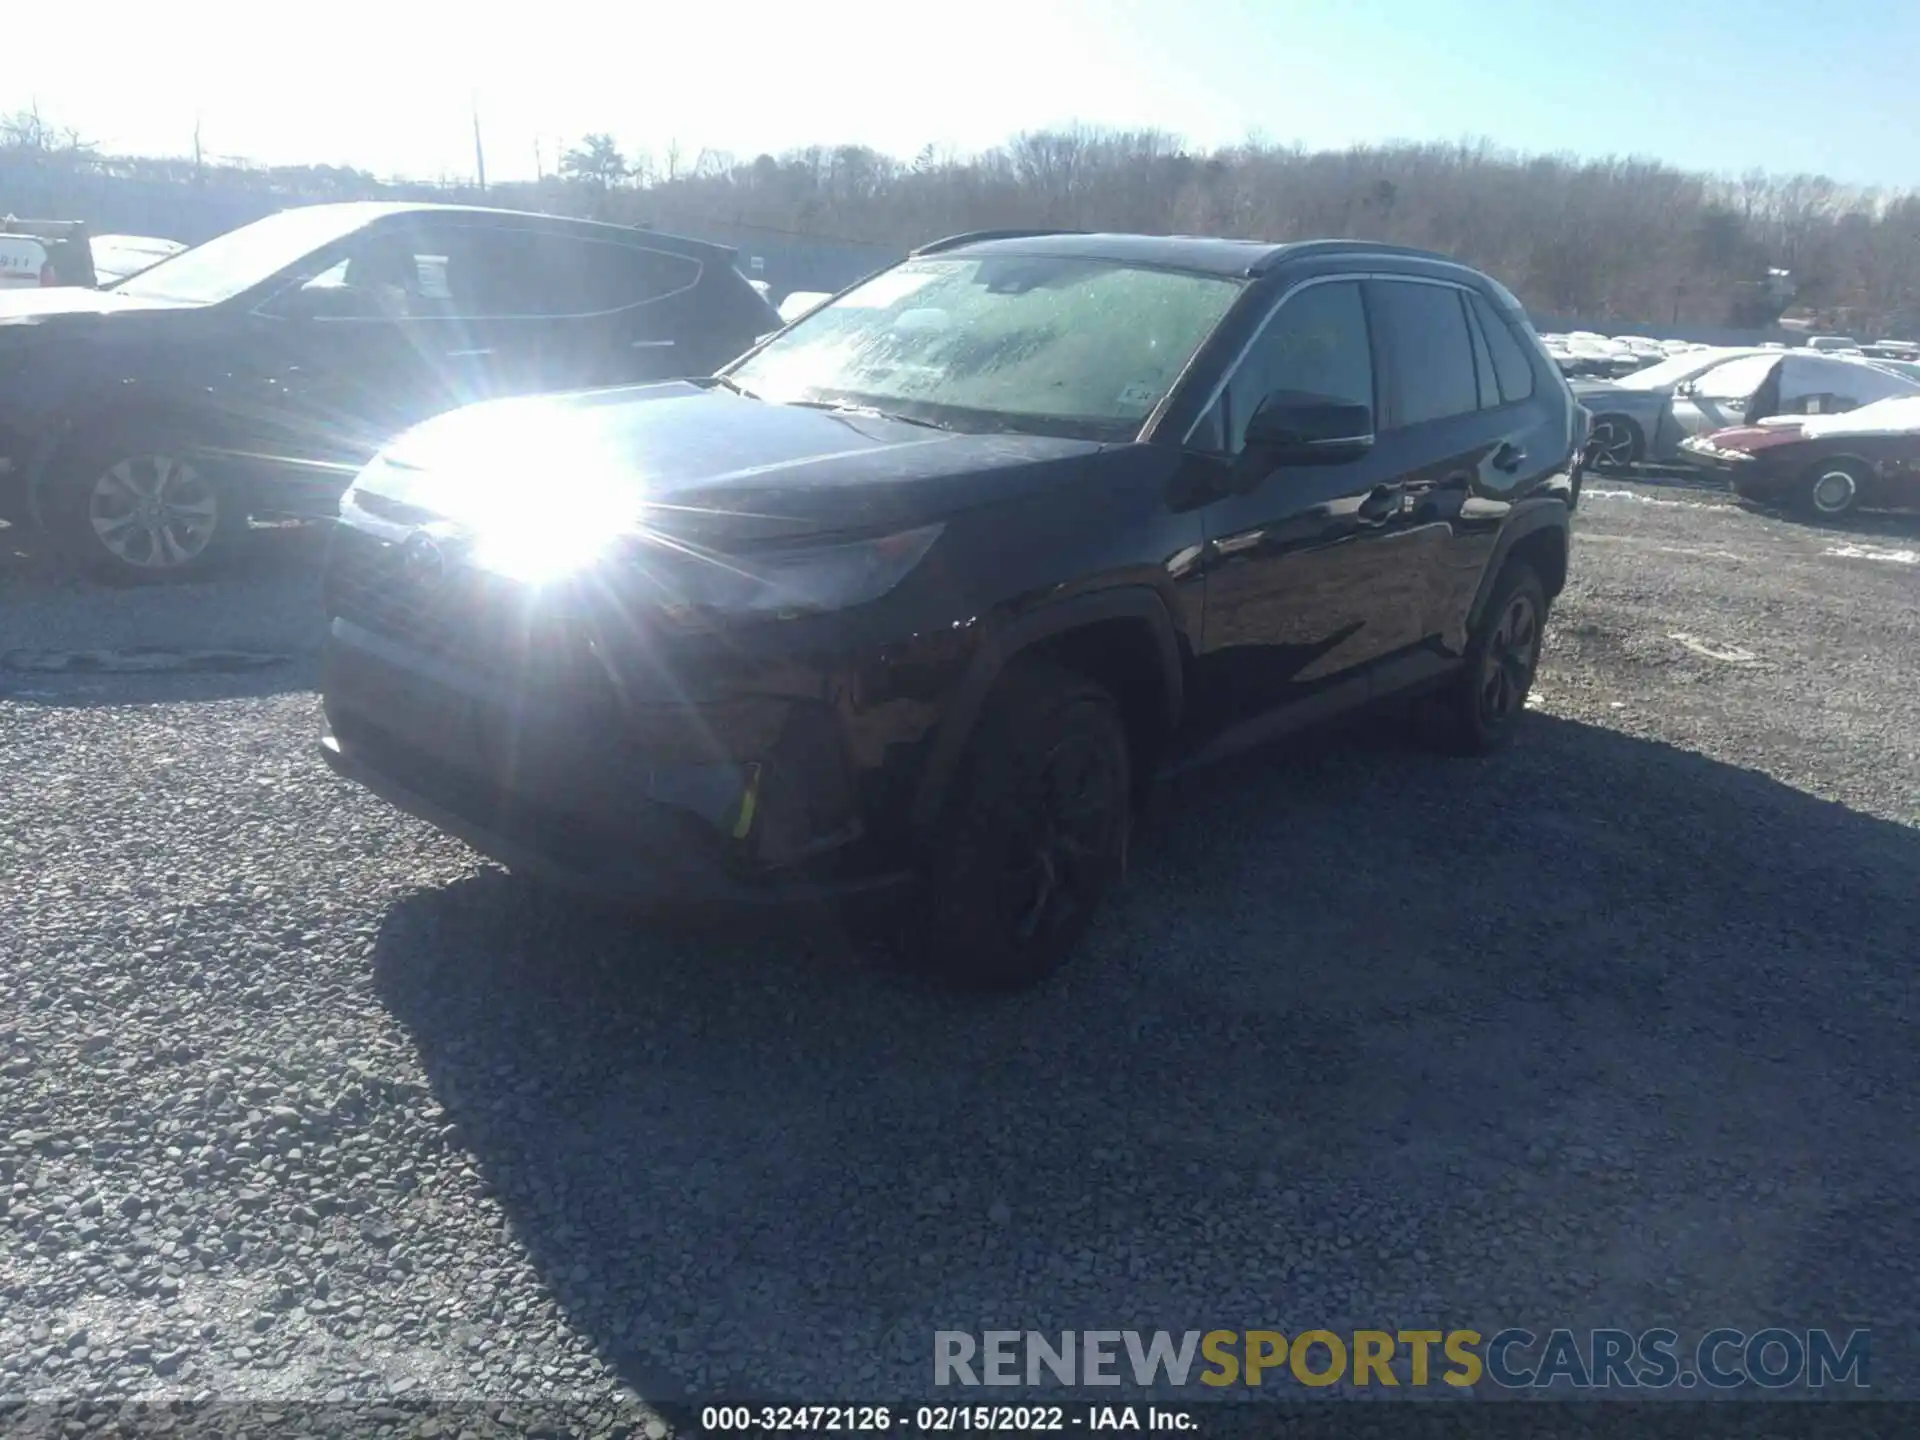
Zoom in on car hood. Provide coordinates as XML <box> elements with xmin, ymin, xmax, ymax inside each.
<box><xmin>1799</xmin><ymin>394</ymin><xmax>1920</xmax><ymax>439</ymax></box>
<box><xmin>0</xmin><ymin>286</ymin><xmax>195</xmax><ymax>323</ymax></box>
<box><xmin>355</xmin><ymin>381</ymin><xmax>1108</xmax><ymax>543</ymax></box>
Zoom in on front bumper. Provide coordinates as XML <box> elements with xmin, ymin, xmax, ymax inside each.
<box><xmin>319</xmin><ymin>617</ymin><xmax>916</xmax><ymax>910</ymax></box>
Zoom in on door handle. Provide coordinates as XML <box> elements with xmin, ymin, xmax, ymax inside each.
<box><xmin>1491</xmin><ymin>442</ymin><xmax>1527</xmax><ymax>473</ymax></box>
<box><xmin>1357</xmin><ymin>484</ymin><xmax>1402</xmax><ymax>521</ymax></box>
<box><xmin>443</xmin><ymin>348</ymin><xmax>495</xmax><ymax>359</ymax></box>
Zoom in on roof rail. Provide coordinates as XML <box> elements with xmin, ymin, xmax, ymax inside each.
<box><xmin>1248</xmin><ymin>238</ymin><xmax>1457</xmax><ymax>274</ymax></box>
<box><xmin>910</xmin><ymin>228</ymin><xmax>1084</xmax><ymax>257</ymax></box>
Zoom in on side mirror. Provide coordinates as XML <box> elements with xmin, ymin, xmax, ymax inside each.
<box><xmin>1241</xmin><ymin>394</ymin><xmax>1375</xmax><ymax>471</ymax></box>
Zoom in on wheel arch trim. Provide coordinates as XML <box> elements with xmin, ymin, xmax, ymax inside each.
<box><xmin>1467</xmin><ymin>500</ymin><xmax>1571</xmax><ymax>634</ymax></box>
<box><xmin>908</xmin><ymin>586</ymin><xmax>1185</xmax><ymax>830</ymax></box>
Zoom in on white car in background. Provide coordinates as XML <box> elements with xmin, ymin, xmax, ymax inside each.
<box><xmin>1</xmin><ymin>227</ymin><xmax>185</xmax><ymax>289</ymax></box>
<box><xmin>777</xmin><ymin>289</ymin><xmax>834</xmax><ymax>325</ymax></box>
<box><xmin>0</xmin><ymin>233</ymin><xmax>54</xmax><ymax>288</ymax></box>
<box><xmin>90</xmin><ymin>233</ymin><xmax>187</xmax><ymax>287</ymax></box>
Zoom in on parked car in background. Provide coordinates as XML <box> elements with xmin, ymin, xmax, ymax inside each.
<box><xmin>1574</xmin><ymin>347</ymin><xmax>1920</xmax><ymax>469</ymax></box>
<box><xmin>316</xmin><ymin>232</ymin><xmax>1580</xmax><ymax>989</ymax></box>
<box><xmin>1860</xmin><ymin>340</ymin><xmax>1919</xmax><ymax>361</ymax></box>
<box><xmin>1682</xmin><ymin>394</ymin><xmax>1920</xmax><ymax>517</ymax></box>
<box><xmin>1613</xmin><ymin>334</ymin><xmax>1667</xmax><ymax>366</ymax></box>
<box><xmin>90</xmin><ymin>233</ymin><xmax>188</xmax><ymax>287</ymax></box>
<box><xmin>1865</xmin><ymin>356</ymin><xmax>1920</xmax><ymax>385</ymax></box>
<box><xmin>0</xmin><ymin>201</ymin><xmax>782</xmax><ymax>581</ymax></box>
<box><xmin>1805</xmin><ymin>334</ymin><xmax>1859</xmax><ymax>352</ymax></box>
<box><xmin>0</xmin><ymin>219</ymin><xmax>97</xmax><ymax>289</ymax></box>
<box><xmin>776</xmin><ymin>289</ymin><xmax>834</xmax><ymax>324</ymax></box>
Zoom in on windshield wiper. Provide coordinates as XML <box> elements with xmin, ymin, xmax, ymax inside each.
<box><xmin>780</xmin><ymin>399</ymin><xmax>960</xmax><ymax>432</ymax></box>
<box><xmin>701</xmin><ymin>374</ymin><xmax>761</xmax><ymax>400</ymax></box>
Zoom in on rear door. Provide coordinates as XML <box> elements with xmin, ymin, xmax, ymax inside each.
<box><xmin>1360</xmin><ymin>276</ymin><xmax>1512</xmax><ymax>669</ymax></box>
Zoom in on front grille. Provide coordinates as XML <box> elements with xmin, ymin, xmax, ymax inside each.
<box><xmin>325</xmin><ymin>523</ymin><xmax>484</xmax><ymax>656</ymax></box>
<box><xmin>323</xmin><ymin>523</ymin><xmax>603</xmax><ymax>689</ymax></box>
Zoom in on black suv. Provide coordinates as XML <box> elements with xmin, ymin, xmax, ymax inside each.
<box><xmin>0</xmin><ymin>202</ymin><xmax>779</xmax><ymax>580</ymax></box>
<box><xmin>318</xmin><ymin>231</ymin><xmax>1581</xmax><ymax>988</ymax></box>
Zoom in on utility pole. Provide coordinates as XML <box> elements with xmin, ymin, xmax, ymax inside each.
<box><xmin>472</xmin><ymin>96</ymin><xmax>487</xmax><ymax>193</ymax></box>
<box><xmin>192</xmin><ymin>113</ymin><xmax>203</xmax><ymax>181</ymax></box>
<box><xmin>534</xmin><ymin>135</ymin><xmax>545</xmax><ymax>183</ymax></box>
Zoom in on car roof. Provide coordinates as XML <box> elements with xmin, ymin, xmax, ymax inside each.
<box><xmin>269</xmin><ymin>200</ymin><xmax>740</xmax><ymax>262</ymax></box>
<box><xmin>914</xmin><ymin>230</ymin><xmax>1463</xmax><ymax>279</ymax></box>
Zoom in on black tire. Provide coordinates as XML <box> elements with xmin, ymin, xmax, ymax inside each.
<box><xmin>1587</xmin><ymin>414</ymin><xmax>1643</xmax><ymax>473</ymax></box>
<box><xmin>919</xmin><ymin>661</ymin><xmax>1132</xmax><ymax>991</ymax></box>
<box><xmin>48</xmin><ymin>429</ymin><xmax>240</xmax><ymax>583</ymax></box>
<box><xmin>1799</xmin><ymin>459</ymin><xmax>1867</xmax><ymax>520</ymax></box>
<box><xmin>1430</xmin><ymin>561</ymin><xmax>1549</xmax><ymax>756</ymax></box>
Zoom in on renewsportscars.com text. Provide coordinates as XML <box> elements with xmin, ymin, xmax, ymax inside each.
<box><xmin>933</xmin><ymin>1327</ymin><xmax>1869</xmax><ymax>1390</ymax></box>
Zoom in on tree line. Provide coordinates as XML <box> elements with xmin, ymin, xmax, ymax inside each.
<box><xmin>8</xmin><ymin>107</ymin><xmax>1920</xmax><ymax>333</ymax></box>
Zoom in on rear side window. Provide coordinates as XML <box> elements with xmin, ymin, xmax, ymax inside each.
<box><xmin>1370</xmin><ymin>279</ymin><xmax>1478</xmax><ymax>427</ymax></box>
<box><xmin>1469</xmin><ymin>291</ymin><xmax>1537</xmax><ymax>404</ymax></box>
<box><xmin>441</xmin><ymin>230</ymin><xmax>701</xmax><ymax>318</ymax></box>
<box><xmin>1464</xmin><ymin>298</ymin><xmax>1499</xmax><ymax>409</ymax></box>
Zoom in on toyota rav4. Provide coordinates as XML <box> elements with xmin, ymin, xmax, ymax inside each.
<box><xmin>318</xmin><ymin>230</ymin><xmax>1581</xmax><ymax>989</ymax></box>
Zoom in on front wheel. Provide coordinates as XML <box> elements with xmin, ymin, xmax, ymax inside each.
<box><xmin>919</xmin><ymin>662</ymin><xmax>1132</xmax><ymax>991</ymax></box>
<box><xmin>1801</xmin><ymin>460</ymin><xmax>1866</xmax><ymax>519</ymax></box>
<box><xmin>1586</xmin><ymin>415</ymin><xmax>1643</xmax><ymax>472</ymax></box>
<box><xmin>51</xmin><ymin>435</ymin><xmax>238</xmax><ymax>582</ymax></box>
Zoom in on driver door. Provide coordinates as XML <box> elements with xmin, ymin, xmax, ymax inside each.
<box><xmin>246</xmin><ymin>219</ymin><xmax>538</xmax><ymax>512</ymax></box>
<box><xmin>1179</xmin><ymin>277</ymin><xmax>1418</xmax><ymax>758</ymax></box>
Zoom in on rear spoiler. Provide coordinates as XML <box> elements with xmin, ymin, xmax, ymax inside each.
<box><xmin>0</xmin><ymin>216</ymin><xmax>98</xmax><ymax>287</ymax></box>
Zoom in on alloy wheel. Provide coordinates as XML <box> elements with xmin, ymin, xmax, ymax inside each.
<box><xmin>1479</xmin><ymin>590</ymin><xmax>1541</xmax><ymax>726</ymax></box>
<box><xmin>87</xmin><ymin>453</ymin><xmax>219</xmax><ymax>570</ymax></box>
<box><xmin>1589</xmin><ymin>417</ymin><xmax>1637</xmax><ymax>469</ymax></box>
<box><xmin>1002</xmin><ymin>729</ymin><xmax>1125</xmax><ymax>946</ymax></box>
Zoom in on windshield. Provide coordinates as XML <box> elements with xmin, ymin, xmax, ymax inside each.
<box><xmin>114</xmin><ymin>205</ymin><xmax>374</xmax><ymax>305</ymax></box>
<box><xmin>726</xmin><ymin>255</ymin><xmax>1243</xmax><ymax>439</ymax></box>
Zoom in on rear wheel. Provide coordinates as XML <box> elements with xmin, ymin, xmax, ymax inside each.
<box><xmin>919</xmin><ymin>662</ymin><xmax>1131</xmax><ymax>991</ymax></box>
<box><xmin>1430</xmin><ymin>562</ymin><xmax>1548</xmax><ymax>756</ymax></box>
<box><xmin>1587</xmin><ymin>415</ymin><xmax>1643</xmax><ymax>472</ymax></box>
<box><xmin>1801</xmin><ymin>460</ymin><xmax>1866</xmax><ymax>519</ymax></box>
<box><xmin>51</xmin><ymin>431</ymin><xmax>238</xmax><ymax>582</ymax></box>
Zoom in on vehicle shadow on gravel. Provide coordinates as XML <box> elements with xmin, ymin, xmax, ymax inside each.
<box><xmin>370</xmin><ymin>712</ymin><xmax>1920</xmax><ymax>1404</ymax></box>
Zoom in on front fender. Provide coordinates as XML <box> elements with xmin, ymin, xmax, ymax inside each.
<box><xmin>908</xmin><ymin>585</ymin><xmax>1185</xmax><ymax>830</ymax></box>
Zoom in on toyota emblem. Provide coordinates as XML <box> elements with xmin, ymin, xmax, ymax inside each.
<box><xmin>398</xmin><ymin>529</ymin><xmax>448</xmax><ymax>587</ymax></box>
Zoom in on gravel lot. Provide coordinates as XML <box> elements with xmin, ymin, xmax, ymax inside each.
<box><xmin>2</xmin><ymin>482</ymin><xmax>1917</xmax><ymax>1422</ymax></box>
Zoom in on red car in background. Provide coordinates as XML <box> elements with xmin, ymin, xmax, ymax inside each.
<box><xmin>1681</xmin><ymin>395</ymin><xmax>1920</xmax><ymax>518</ymax></box>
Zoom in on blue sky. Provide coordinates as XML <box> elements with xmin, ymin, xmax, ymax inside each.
<box><xmin>5</xmin><ymin>0</ymin><xmax>1915</xmax><ymax>188</ymax></box>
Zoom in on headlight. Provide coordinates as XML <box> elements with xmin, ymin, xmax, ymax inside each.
<box><xmin>633</xmin><ymin>522</ymin><xmax>945</xmax><ymax>623</ymax></box>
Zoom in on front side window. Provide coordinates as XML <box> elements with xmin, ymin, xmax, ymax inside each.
<box><xmin>1370</xmin><ymin>280</ymin><xmax>1479</xmax><ymax>427</ymax></box>
<box><xmin>726</xmin><ymin>255</ymin><xmax>1243</xmax><ymax>440</ymax></box>
<box><xmin>286</xmin><ymin>225</ymin><xmax>457</xmax><ymax>320</ymax></box>
<box><xmin>1692</xmin><ymin>354</ymin><xmax>1780</xmax><ymax>401</ymax></box>
<box><xmin>1200</xmin><ymin>279</ymin><xmax>1375</xmax><ymax>454</ymax></box>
